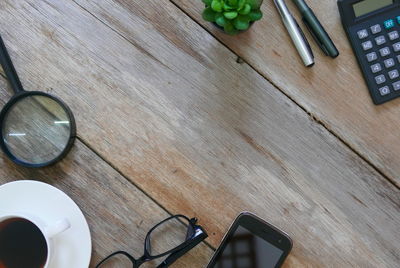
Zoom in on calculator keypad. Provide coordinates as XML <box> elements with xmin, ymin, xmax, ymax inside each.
<box><xmin>371</xmin><ymin>63</ymin><xmax>382</xmax><ymax>73</ymax></box>
<box><xmin>375</xmin><ymin>36</ymin><xmax>386</xmax><ymax>45</ymax></box>
<box><xmin>384</xmin><ymin>58</ymin><xmax>395</xmax><ymax>68</ymax></box>
<box><xmin>393</xmin><ymin>81</ymin><xmax>400</xmax><ymax>90</ymax></box>
<box><xmin>371</xmin><ymin>24</ymin><xmax>382</xmax><ymax>34</ymax></box>
<box><xmin>375</xmin><ymin>74</ymin><xmax>386</xmax><ymax>84</ymax></box>
<box><xmin>379</xmin><ymin>86</ymin><xmax>390</xmax><ymax>96</ymax></box>
<box><xmin>393</xmin><ymin>42</ymin><xmax>400</xmax><ymax>52</ymax></box>
<box><xmin>357</xmin><ymin>29</ymin><xmax>369</xmax><ymax>39</ymax></box>
<box><xmin>362</xmin><ymin>41</ymin><xmax>373</xmax><ymax>50</ymax></box>
<box><xmin>384</xmin><ymin>19</ymin><xmax>395</xmax><ymax>29</ymax></box>
<box><xmin>357</xmin><ymin>15</ymin><xmax>400</xmax><ymax>100</ymax></box>
<box><xmin>366</xmin><ymin>52</ymin><xmax>378</xmax><ymax>62</ymax></box>
<box><xmin>389</xmin><ymin>69</ymin><xmax>399</xmax><ymax>79</ymax></box>
<box><xmin>388</xmin><ymin>31</ymin><xmax>399</xmax><ymax>40</ymax></box>
<box><xmin>379</xmin><ymin>47</ymin><xmax>391</xmax><ymax>57</ymax></box>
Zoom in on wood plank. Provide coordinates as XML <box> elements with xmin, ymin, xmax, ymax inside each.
<box><xmin>0</xmin><ymin>83</ymin><xmax>213</xmax><ymax>267</ymax></box>
<box><xmin>171</xmin><ymin>0</ymin><xmax>400</xmax><ymax>187</ymax></box>
<box><xmin>0</xmin><ymin>0</ymin><xmax>399</xmax><ymax>266</ymax></box>
<box><xmin>0</xmin><ymin>81</ymin><xmax>213</xmax><ymax>268</ymax></box>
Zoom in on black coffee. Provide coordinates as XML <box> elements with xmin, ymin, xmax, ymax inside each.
<box><xmin>0</xmin><ymin>218</ymin><xmax>48</xmax><ymax>268</ymax></box>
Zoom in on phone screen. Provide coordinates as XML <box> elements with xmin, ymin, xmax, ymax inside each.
<box><xmin>210</xmin><ymin>225</ymin><xmax>284</xmax><ymax>268</ymax></box>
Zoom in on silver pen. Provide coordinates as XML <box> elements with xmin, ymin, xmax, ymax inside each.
<box><xmin>274</xmin><ymin>0</ymin><xmax>314</xmax><ymax>67</ymax></box>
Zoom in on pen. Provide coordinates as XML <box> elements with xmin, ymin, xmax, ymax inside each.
<box><xmin>274</xmin><ymin>0</ymin><xmax>314</xmax><ymax>67</ymax></box>
<box><xmin>292</xmin><ymin>0</ymin><xmax>339</xmax><ymax>58</ymax></box>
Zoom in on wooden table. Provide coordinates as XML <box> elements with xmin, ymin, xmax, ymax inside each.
<box><xmin>0</xmin><ymin>0</ymin><xmax>399</xmax><ymax>267</ymax></box>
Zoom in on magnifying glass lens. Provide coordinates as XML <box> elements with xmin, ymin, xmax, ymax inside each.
<box><xmin>2</xmin><ymin>95</ymin><xmax>72</xmax><ymax>165</ymax></box>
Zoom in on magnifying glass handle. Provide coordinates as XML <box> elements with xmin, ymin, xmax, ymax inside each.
<box><xmin>0</xmin><ymin>34</ymin><xmax>24</xmax><ymax>93</ymax></box>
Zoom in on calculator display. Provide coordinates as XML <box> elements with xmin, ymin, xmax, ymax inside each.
<box><xmin>353</xmin><ymin>0</ymin><xmax>393</xmax><ymax>18</ymax></box>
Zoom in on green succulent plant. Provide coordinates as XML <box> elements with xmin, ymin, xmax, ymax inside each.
<box><xmin>202</xmin><ymin>0</ymin><xmax>263</xmax><ymax>35</ymax></box>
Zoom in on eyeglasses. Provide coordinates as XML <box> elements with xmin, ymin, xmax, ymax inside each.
<box><xmin>96</xmin><ymin>215</ymin><xmax>208</xmax><ymax>268</ymax></box>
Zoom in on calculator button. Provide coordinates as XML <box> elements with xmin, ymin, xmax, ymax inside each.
<box><xmin>384</xmin><ymin>58</ymin><xmax>395</xmax><ymax>68</ymax></box>
<box><xmin>393</xmin><ymin>42</ymin><xmax>400</xmax><ymax>52</ymax></box>
<box><xmin>384</xmin><ymin>19</ymin><xmax>395</xmax><ymax>29</ymax></box>
<box><xmin>362</xmin><ymin>41</ymin><xmax>373</xmax><ymax>51</ymax></box>
<box><xmin>397</xmin><ymin>16</ymin><xmax>400</xmax><ymax>24</ymax></box>
<box><xmin>389</xmin><ymin>70</ymin><xmax>399</xmax><ymax>80</ymax></box>
<box><xmin>397</xmin><ymin>55</ymin><xmax>400</xmax><ymax>63</ymax></box>
<box><xmin>388</xmin><ymin>31</ymin><xmax>399</xmax><ymax>41</ymax></box>
<box><xmin>375</xmin><ymin>36</ymin><xmax>386</xmax><ymax>46</ymax></box>
<box><xmin>393</xmin><ymin>81</ymin><xmax>400</xmax><ymax>91</ymax></box>
<box><xmin>371</xmin><ymin>63</ymin><xmax>382</xmax><ymax>73</ymax></box>
<box><xmin>375</xmin><ymin>74</ymin><xmax>386</xmax><ymax>85</ymax></box>
<box><xmin>379</xmin><ymin>47</ymin><xmax>391</xmax><ymax>57</ymax></box>
<box><xmin>357</xmin><ymin>29</ymin><xmax>369</xmax><ymax>39</ymax></box>
<box><xmin>366</xmin><ymin>52</ymin><xmax>378</xmax><ymax>62</ymax></box>
<box><xmin>371</xmin><ymin>24</ymin><xmax>382</xmax><ymax>34</ymax></box>
<box><xmin>379</xmin><ymin>86</ymin><xmax>391</xmax><ymax>96</ymax></box>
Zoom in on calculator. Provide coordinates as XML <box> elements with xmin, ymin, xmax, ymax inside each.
<box><xmin>338</xmin><ymin>0</ymin><xmax>400</xmax><ymax>104</ymax></box>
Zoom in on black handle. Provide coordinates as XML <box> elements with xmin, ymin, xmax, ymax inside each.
<box><xmin>0</xmin><ymin>34</ymin><xmax>24</xmax><ymax>93</ymax></box>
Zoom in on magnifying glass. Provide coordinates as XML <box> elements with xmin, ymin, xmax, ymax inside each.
<box><xmin>0</xmin><ymin>35</ymin><xmax>76</xmax><ymax>167</ymax></box>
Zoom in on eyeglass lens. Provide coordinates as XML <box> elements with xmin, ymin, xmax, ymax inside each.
<box><xmin>148</xmin><ymin>216</ymin><xmax>190</xmax><ymax>256</ymax></box>
<box><xmin>2</xmin><ymin>95</ymin><xmax>72</xmax><ymax>165</ymax></box>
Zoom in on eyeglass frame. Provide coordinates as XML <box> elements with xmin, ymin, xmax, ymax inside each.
<box><xmin>95</xmin><ymin>214</ymin><xmax>208</xmax><ymax>268</ymax></box>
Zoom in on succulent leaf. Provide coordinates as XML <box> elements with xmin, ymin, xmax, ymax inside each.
<box><xmin>249</xmin><ymin>10</ymin><xmax>263</xmax><ymax>21</ymax></box>
<box><xmin>247</xmin><ymin>0</ymin><xmax>262</xmax><ymax>9</ymax></box>
<box><xmin>211</xmin><ymin>0</ymin><xmax>223</xmax><ymax>12</ymax></box>
<box><xmin>215</xmin><ymin>13</ymin><xmax>228</xmax><ymax>26</ymax></box>
<box><xmin>240</xmin><ymin>14</ymin><xmax>251</xmax><ymax>21</ymax></box>
<box><xmin>224</xmin><ymin>21</ymin><xmax>239</xmax><ymax>35</ymax></box>
<box><xmin>202</xmin><ymin>7</ymin><xmax>216</xmax><ymax>21</ymax></box>
<box><xmin>224</xmin><ymin>11</ymin><xmax>238</xmax><ymax>19</ymax></box>
<box><xmin>202</xmin><ymin>0</ymin><xmax>213</xmax><ymax>5</ymax></box>
<box><xmin>234</xmin><ymin>15</ymin><xmax>250</xmax><ymax>30</ymax></box>
<box><xmin>238</xmin><ymin>0</ymin><xmax>246</xmax><ymax>10</ymax></box>
<box><xmin>223</xmin><ymin>3</ymin><xmax>235</xmax><ymax>10</ymax></box>
<box><xmin>228</xmin><ymin>0</ymin><xmax>238</xmax><ymax>5</ymax></box>
<box><xmin>239</xmin><ymin>4</ymin><xmax>251</xmax><ymax>14</ymax></box>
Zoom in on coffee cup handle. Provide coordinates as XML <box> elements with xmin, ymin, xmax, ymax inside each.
<box><xmin>43</xmin><ymin>219</ymin><xmax>71</xmax><ymax>238</ymax></box>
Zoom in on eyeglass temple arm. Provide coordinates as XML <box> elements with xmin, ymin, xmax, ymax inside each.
<box><xmin>157</xmin><ymin>228</ymin><xmax>208</xmax><ymax>268</ymax></box>
<box><xmin>0</xmin><ymin>34</ymin><xmax>24</xmax><ymax>93</ymax></box>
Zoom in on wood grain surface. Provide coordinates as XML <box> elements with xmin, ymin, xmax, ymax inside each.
<box><xmin>0</xmin><ymin>80</ymin><xmax>213</xmax><ymax>267</ymax></box>
<box><xmin>172</xmin><ymin>0</ymin><xmax>400</xmax><ymax>187</ymax></box>
<box><xmin>0</xmin><ymin>0</ymin><xmax>399</xmax><ymax>267</ymax></box>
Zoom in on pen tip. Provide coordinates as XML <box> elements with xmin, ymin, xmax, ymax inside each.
<box><xmin>331</xmin><ymin>52</ymin><xmax>340</xmax><ymax>58</ymax></box>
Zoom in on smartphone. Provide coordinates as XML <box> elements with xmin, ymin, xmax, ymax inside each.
<box><xmin>207</xmin><ymin>212</ymin><xmax>292</xmax><ymax>268</ymax></box>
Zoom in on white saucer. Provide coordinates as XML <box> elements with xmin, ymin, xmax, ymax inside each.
<box><xmin>0</xmin><ymin>180</ymin><xmax>92</xmax><ymax>268</ymax></box>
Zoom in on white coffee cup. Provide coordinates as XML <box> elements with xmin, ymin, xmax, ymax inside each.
<box><xmin>0</xmin><ymin>211</ymin><xmax>70</xmax><ymax>268</ymax></box>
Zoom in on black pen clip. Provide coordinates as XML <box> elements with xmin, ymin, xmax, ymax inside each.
<box><xmin>302</xmin><ymin>17</ymin><xmax>330</xmax><ymax>56</ymax></box>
